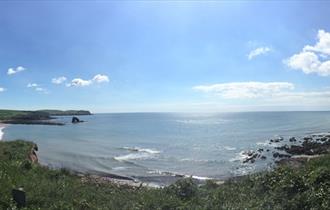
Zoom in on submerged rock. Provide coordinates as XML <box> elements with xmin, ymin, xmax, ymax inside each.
<box><xmin>289</xmin><ymin>137</ymin><xmax>297</xmax><ymax>142</ymax></box>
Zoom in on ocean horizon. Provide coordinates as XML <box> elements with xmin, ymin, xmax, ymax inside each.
<box><xmin>2</xmin><ymin>111</ymin><xmax>330</xmax><ymax>186</ymax></box>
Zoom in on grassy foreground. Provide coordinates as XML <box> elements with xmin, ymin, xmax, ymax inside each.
<box><xmin>1</xmin><ymin>140</ymin><xmax>330</xmax><ymax>209</ymax></box>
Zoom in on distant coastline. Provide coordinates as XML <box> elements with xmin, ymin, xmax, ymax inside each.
<box><xmin>0</xmin><ymin>109</ymin><xmax>91</xmax><ymax>126</ymax></box>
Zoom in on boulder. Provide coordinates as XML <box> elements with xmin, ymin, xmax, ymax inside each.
<box><xmin>72</xmin><ymin>116</ymin><xmax>84</xmax><ymax>123</ymax></box>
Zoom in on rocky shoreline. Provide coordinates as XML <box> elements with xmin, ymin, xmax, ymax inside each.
<box><xmin>241</xmin><ymin>132</ymin><xmax>330</xmax><ymax>168</ymax></box>
<box><xmin>28</xmin><ymin>132</ymin><xmax>330</xmax><ymax>189</ymax></box>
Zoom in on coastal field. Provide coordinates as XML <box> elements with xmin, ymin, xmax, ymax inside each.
<box><xmin>1</xmin><ymin>140</ymin><xmax>330</xmax><ymax>209</ymax></box>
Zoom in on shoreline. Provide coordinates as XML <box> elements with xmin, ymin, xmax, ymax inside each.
<box><xmin>241</xmin><ymin>132</ymin><xmax>330</xmax><ymax>168</ymax></box>
<box><xmin>39</xmin><ymin>131</ymin><xmax>330</xmax><ymax>188</ymax></box>
<box><xmin>3</xmin><ymin>115</ymin><xmax>330</xmax><ymax>188</ymax></box>
<box><xmin>1</xmin><ymin>120</ymin><xmax>65</xmax><ymax>126</ymax></box>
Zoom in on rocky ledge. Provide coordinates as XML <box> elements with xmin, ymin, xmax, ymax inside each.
<box><xmin>242</xmin><ymin>133</ymin><xmax>330</xmax><ymax>166</ymax></box>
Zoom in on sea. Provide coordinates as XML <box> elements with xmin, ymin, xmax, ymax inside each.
<box><xmin>2</xmin><ymin>111</ymin><xmax>330</xmax><ymax>186</ymax></box>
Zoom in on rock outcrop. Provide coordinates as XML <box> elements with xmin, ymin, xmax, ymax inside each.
<box><xmin>29</xmin><ymin>144</ymin><xmax>38</xmax><ymax>163</ymax></box>
<box><xmin>72</xmin><ymin>116</ymin><xmax>84</xmax><ymax>123</ymax></box>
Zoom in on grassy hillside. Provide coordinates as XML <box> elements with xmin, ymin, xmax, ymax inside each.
<box><xmin>0</xmin><ymin>109</ymin><xmax>90</xmax><ymax>125</ymax></box>
<box><xmin>1</xmin><ymin>140</ymin><xmax>330</xmax><ymax>209</ymax></box>
<box><xmin>0</xmin><ymin>110</ymin><xmax>50</xmax><ymax>121</ymax></box>
<box><xmin>0</xmin><ymin>110</ymin><xmax>28</xmax><ymax>120</ymax></box>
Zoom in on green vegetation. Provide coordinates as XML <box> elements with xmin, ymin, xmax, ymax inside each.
<box><xmin>0</xmin><ymin>110</ymin><xmax>50</xmax><ymax>121</ymax></box>
<box><xmin>0</xmin><ymin>110</ymin><xmax>29</xmax><ymax>120</ymax></box>
<box><xmin>1</xmin><ymin>140</ymin><xmax>330</xmax><ymax>209</ymax></box>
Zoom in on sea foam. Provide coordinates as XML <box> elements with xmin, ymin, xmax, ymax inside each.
<box><xmin>121</xmin><ymin>146</ymin><xmax>160</xmax><ymax>154</ymax></box>
<box><xmin>115</xmin><ymin>147</ymin><xmax>161</xmax><ymax>161</ymax></box>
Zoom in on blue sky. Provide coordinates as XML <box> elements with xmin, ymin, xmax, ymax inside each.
<box><xmin>1</xmin><ymin>1</ymin><xmax>330</xmax><ymax>113</ymax></box>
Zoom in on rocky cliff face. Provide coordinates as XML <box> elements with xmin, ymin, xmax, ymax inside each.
<box><xmin>29</xmin><ymin>144</ymin><xmax>38</xmax><ymax>164</ymax></box>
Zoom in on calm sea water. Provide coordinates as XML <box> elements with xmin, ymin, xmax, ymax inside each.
<box><xmin>3</xmin><ymin>112</ymin><xmax>330</xmax><ymax>185</ymax></box>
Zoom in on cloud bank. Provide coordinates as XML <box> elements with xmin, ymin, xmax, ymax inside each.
<box><xmin>193</xmin><ymin>81</ymin><xmax>330</xmax><ymax>109</ymax></box>
<box><xmin>193</xmin><ymin>82</ymin><xmax>294</xmax><ymax>99</ymax></box>
<box><xmin>0</xmin><ymin>87</ymin><xmax>5</xmax><ymax>92</ymax></box>
<box><xmin>286</xmin><ymin>29</ymin><xmax>330</xmax><ymax>76</ymax></box>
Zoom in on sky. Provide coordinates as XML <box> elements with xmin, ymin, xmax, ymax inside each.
<box><xmin>1</xmin><ymin>1</ymin><xmax>330</xmax><ymax>113</ymax></box>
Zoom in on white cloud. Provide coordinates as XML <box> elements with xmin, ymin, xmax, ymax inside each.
<box><xmin>7</xmin><ymin>66</ymin><xmax>26</xmax><ymax>75</ymax></box>
<box><xmin>67</xmin><ymin>74</ymin><xmax>109</xmax><ymax>87</ymax></box>
<box><xmin>27</xmin><ymin>83</ymin><xmax>39</xmax><ymax>88</ymax></box>
<box><xmin>248</xmin><ymin>47</ymin><xmax>271</xmax><ymax>60</ymax></box>
<box><xmin>193</xmin><ymin>82</ymin><xmax>294</xmax><ymax>99</ymax></box>
<box><xmin>286</xmin><ymin>30</ymin><xmax>330</xmax><ymax>76</ymax></box>
<box><xmin>303</xmin><ymin>30</ymin><xmax>330</xmax><ymax>55</ymax></box>
<box><xmin>0</xmin><ymin>87</ymin><xmax>5</xmax><ymax>92</ymax></box>
<box><xmin>52</xmin><ymin>76</ymin><xmax>67</xmax><ymax>84</ymax></box>
<box><xmin>193</xmin><ymin>82</ymin><xmax>330</xmax><ymax>110</ymax></box>
<box><xmin>35</xmin><ymin>87</ymin><xmax>46</xmax><ymax>92</ymax></box>
<box><xmin>68</xmin><ymin>78</ymin><xmax>93</xmax><ymax>87</ymax></box>
<box><xmin>92</xmin><ymin>74</ymin><xmax>109</xmax><ymax>83</ymax></box>
<box><xmin>27</xmin><ymin>83</ymin><xmax>48</xmax><ymax>94</ymax></box>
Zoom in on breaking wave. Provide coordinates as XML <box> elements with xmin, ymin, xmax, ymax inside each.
<box><xmin>115</xmin><ymin>147</ymin><xmax>161</xmax><ymax>162</ymax></box>
<box><xmin>121</xmin><ymin>146</ymin><xmax>160</xmax><ymax>154</ymax></box>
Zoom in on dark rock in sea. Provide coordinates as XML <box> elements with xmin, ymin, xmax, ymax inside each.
<box><xmin>270</xmin><ymin>137</ymin><xmax>283</xmax><ymax>143</ymax></box>
<box><xmin>303</xmin><ymin>137</ymin><xmax>312</xmax><ymax>141</ymax></box>
<box><xmin>260</xmin><ymin>156</ymin><xmax>267</xmax><ymax>160</ymax></box>
<box><xmin>283</xmin><ymin>140</ymin><xmax>330</xmax><ymax>155</ymax></box>
<box><xmin>243</xmin><ymin>152</ymin><xmax>259</xmax><ymax>163</ymax></box>
<box><xmin>289</xmin><ymin>137</ymin><xmax>297</xmax><ymax>142</ymax></box>
<box><xmin>266</xmin><ymin>149</ymin><xmax>270</xmax><ymax>152</ymax></box>
<box><xmin>72</xmin><ymin>116</ymin><xmax>84</xmax><ymax>123</ymax></box>
<box><xmin>257</xmin><ymin>148</ymin><xmax>263</xmax><ymax>153</ymax></box>
<box><xmin>275</xmin><ymin>145</ymin><xmax>289</xmax><ymax>151</ymax></box>
<box><xmin>273</xmin><ymin>152</ymin><xmax>280</xmax><ymax>158</ymax></box>
<box><xmin>247</xmin><ymin>151</ymin><xmax>254</xmax><ymax>157</ymax></box>
<box><xmin>278</xmin><ymin>153</ymin><xmax>291</xmax><ymax>158</ymax></box>
<box><xmin>272</xmin><ymin>152</ymin><xmax>291</xmax><ymax>159</ymax></box>
<box><xmin>320</xmin><ymin>137</ymin><xmax>328</xmax><ymax>142</ymax></box>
